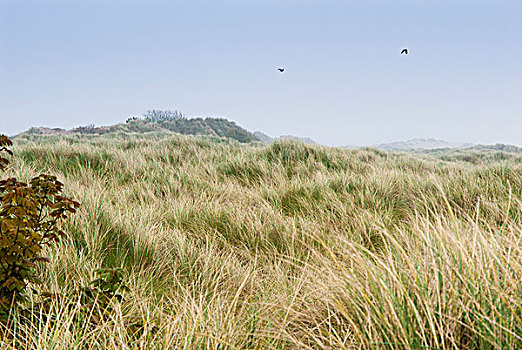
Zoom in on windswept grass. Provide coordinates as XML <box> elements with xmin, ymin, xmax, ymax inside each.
<box><xmin>2</xmin><ymin>136</ymin><xmax>521</xmax><ymax>349</ymax></box>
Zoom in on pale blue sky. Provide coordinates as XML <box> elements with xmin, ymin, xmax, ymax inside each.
<box><xmin>1</xmin><ymin>0</ymin><xmax>521</xmax><ymax>146</ymax></box>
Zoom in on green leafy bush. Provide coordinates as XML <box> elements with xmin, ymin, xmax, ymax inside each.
<box><xmin>0</xmin><ymin>134</ymin><xmax>80</xmax><ymax>320</ymax></box>
<box><xmin>38</xmin><ymin>267</ymin><xmax>130</xmax><ymax>326</ymax></box>
<box><xmin>77</xmin><ymin>268</ymin><xmax>129</xmax><ymax>322</ymax></box>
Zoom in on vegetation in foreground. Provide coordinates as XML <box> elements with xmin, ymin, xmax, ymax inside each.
<box><xmin>1</xmin><ymin>134</ymin><xmax>521</xmax><ymax>349</ymax></box>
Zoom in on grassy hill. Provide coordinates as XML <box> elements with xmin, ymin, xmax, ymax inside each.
<box><xmin>372</xmin><ymin>139</ymin><xmax>522</xmax><ymax>156</ymax></box>
<box><xmin>3</xmin><ymin>134</ymin><xmax>522</xmax><ymax>349</ymax></box>
<box><xmin>16</xmin><ymin>116</ymin><xmax>260</xmax><ymax>143</ymax></box>
<box><xmin>414</xmin><ymin>145</ymin><xmax>522</xmax><ymax>165</ymax></box>
<box><xmin>375</xmin><ymin>138</ymin><xmax>475</xmax><ymax>150</ymax></box>
<box><xmin>253</xmin><ymin>131</ymin><xmax>317</xmax><ymax>144</ymax></box>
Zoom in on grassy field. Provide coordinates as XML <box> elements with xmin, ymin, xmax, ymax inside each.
<box><xmin>2</xmin><ymin>135</ymin><xmax>521</xmax><ymax>349</ymax></box>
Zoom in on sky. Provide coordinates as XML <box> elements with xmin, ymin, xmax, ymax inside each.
<box><xmin>1</xmin><ymin>0</ymin><xmax>521</xmax><ymax>146</ymax></box>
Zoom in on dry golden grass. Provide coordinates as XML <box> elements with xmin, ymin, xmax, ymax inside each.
<box><xmin>1</xmin><ymin>135</ymin><xmax>521</xmax><ymax>349</ymax></box>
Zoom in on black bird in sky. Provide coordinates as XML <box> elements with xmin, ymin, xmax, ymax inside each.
<box><xmin>278</xmin><ymin>67</ymin><xmax>285</xmax><ymax>73</ymax></box>
<box><xmin>401</xmin><ymin>48</ymin><xmax>408</xmax><ymax>55</ymax></box>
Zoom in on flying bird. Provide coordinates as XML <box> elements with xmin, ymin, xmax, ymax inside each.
<box><xmin>278</xmin><ymin>68</ymin><xmax>285</xmax><ymax>73</ymax></box>
<box><xmin>401</xmin><ymin>48</ymin><xmax>408</xmax><ymax>55</ymax></box>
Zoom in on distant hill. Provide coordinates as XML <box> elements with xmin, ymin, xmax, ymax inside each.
<box><xmin>419</xmin><ymin>144</ymin><xmax>522</xmax><ymax>164</ymax></box>
<box><xmin>374</xmin><ymin>138</ymin><xmax>475</xmax><ymax>151</ymax></box>
<box><xmin>367</xmin><ymin>139</ymin><xmax>522</xmax><ymax>158</ymax></box>
<box><xmin>252</xmin><ymin>131</ymin><xmax>273</xmax><ymax>143</ymax></box>
<box><xmin>21</xmin><ymin>127</ymin><xmax>74</xmax><ymax>136</ymax></box>
<box><xmin>279</xmin><ymin>135</ymin><xmax>317</xmax><ymax>144</ymax></box>
<box><xmin>468</xmin><ymin>143</ymin><xmax>522</xmax><ymax>153</ymax></box>
<box><xmin>253</xmin><ymin>131</ymin><xmax>317</xmax><ymax>144</ymax></box>
<box><xmin>16</xmin><ymin>117</ymin><xmax>259</xmax><ymax>143</ymax></box>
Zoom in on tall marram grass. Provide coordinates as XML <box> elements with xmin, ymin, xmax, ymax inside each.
<box><xmin>1</xmin><ymin>135</ymin><xmax>521</xmax><ymax>349</ymax></box>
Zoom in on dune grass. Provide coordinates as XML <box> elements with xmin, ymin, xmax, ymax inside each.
<box><xmin>1</xmin><ymin>135</ymin><xmax>521</xmax><ymax>349</ymax></box>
